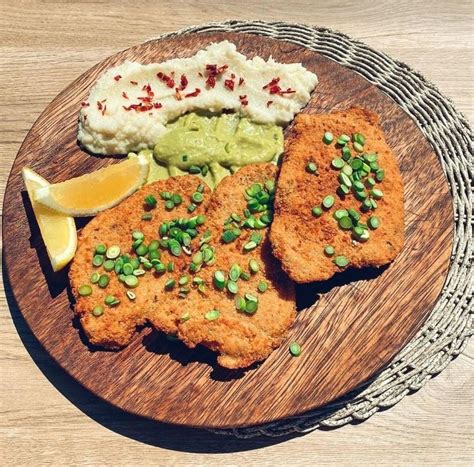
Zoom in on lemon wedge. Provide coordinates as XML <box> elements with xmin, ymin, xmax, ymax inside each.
<box><xmin>33</xmin><ymin>154</ymin><xmax>149</xmax><ymax>216</ymax></box>
<box><xmin>22</xmin><ymin>167</ymin><xmax>77</xmax><ymax>271</ymax></box>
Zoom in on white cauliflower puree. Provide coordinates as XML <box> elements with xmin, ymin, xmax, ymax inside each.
<box><xmin>78</xmin><ymin>41</ymin><xmax>318</xmax><ymax>155</ymax></box>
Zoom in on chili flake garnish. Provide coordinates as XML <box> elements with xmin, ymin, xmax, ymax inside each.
<box><xmin>239</xmin><ymin>95</ymin><xmax>248</xmax><ymax>106</ymax></box>
<box><xmin>157</xmin><ymin>72</ymin><xmax>175</xmax><ymax>88</ymax></box>
<box><xmin>185</xmin><ymin>88</ymin><xmax>201</xmax><ymax>98</ymax></box>
<box><xmin>130</xmin><ymin>80</ymin><xmax>138</xmax><ymax>85</ymax></box>
<box><xmin>179</xmin><ymin>74</ymin><xmax>188</xmax><ymax>90</ymax></box>
<box><xmin>238</xmin><ymin>77</ymin><xmax>245</xmax><ymax>86</ymax></box>
<box><xmin>224</xmin><ymin>79</ymin><xmax>235</xmax><ymax>91</ymax></box>
<box><xmin>80</xmin><ymin>101</ymin><xmax>90</xmax><ymax>107</ymax></box>
<box><xmin>114</xmin><ymin>75</ymin><xmax>122</xmax><ymax>81</ymax></box>
<box><xmin>175</xmin><ymin>89</ymin><xmax>182</xmax><ymax>101</ymax></box>
<box><xmin>122</xmin><ymin>91</ymin><xmax>129</xmax><ymax>99</ymax></box>
<box><xmin>266</xmin><ymin>100</ymin><xmax>273</xmax><ymax>107</ymax></box>
<box><xmin>263</xmin><ymin>77</ymin><xmax>295</xmax><ymax>96</ymax></box>
<box><xmin>205</xmin><ymin>64</ymin><xmax>228</xmax><ymax>88</ymax></box>
<box><xmin>97</xmin><ymin>100</ymin><xmax>107</xmax><ymax>115</ymax></box>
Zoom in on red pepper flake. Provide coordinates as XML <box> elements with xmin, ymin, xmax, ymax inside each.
<box><xmin>130</xmin><ymin>80</ymin><xmax>138</xmax><ymax>85</ymax></box>
<box><xmin>185</xmin><ymin>88</ymin><xmax>201</xmax><ymax>98</ymax></box>
<box><xmin>122</xmin><ymin>91</ymin><xmax>128</xmax><ymax>99</ymax></box>
<box><xmin>137</xmin><ymin>96</ymin><xmax>152</xmax><ymax>103</ymax></box>
<box><xmin>80</xmin><ymin>101</ymin><xmax>90</xmax><ymax>107</ymax></box>
<box><xmin>239</xmin><ymin>95</ymin><xmax>248</xmax><ymax>107</ymax></box>
<box><xmin>266</xmin><ymin>100</ymin><xmax>273</xmax><ymax>107</ymax></box>
<box><xmin>175</xmin><ymin>88</ymin><xmax>182</xmax><ymax>101</ymax></box>
<box><xmin>179</xmin><ymin>74</ymin><xmax>188</xmax><ymax>90</ymax></box>
<box><xmin>123</xmin><ymin>102</ymin><xmax>162</xmax><ymax>112</ymax></box>
<box><xmin>157</xmin><ymin>71</ymin><xmax>175</xmax><ymax>88</ymax></box>
<box><xmin>238</xmin><ymin>77</ymin><xmax>245</xmax><ymax>86</ymax></box>
<box><xmin>263</xmin><ymin>77</ymin><xmax>295</xmax><ymax>96</ymax></box>
<box><xmin>101</xmin><ymin>104</ymin><xmax>107</xmax><ymax>116</ymax></box>
<box><xmin>204</xmin><ymin>64</ymin><xmax>228</xmax><ymax>88</ymax></box>
<box><xmin>224</xmin><ymin>79</ymin><xmax>234</xmax><ymax>91</ymax></box>
<box><xmin>114</xmin><ymin>75</ymin><xmax>122</xmax><ymax>81</ymax></box>
<box><xmin>198</xmin><ymin>72</ymin><xmax>203</xmax><ymax>78</ymax></box>
<box><xmin>96</xmin><ymin>100</ymin><xmax>103</xmax><ymax>111</ymax></box>
<box><xmin>142</xmin><ymin>83</ymin><xmax>155</xmax><ymax>98</ymax></box>
<box><xmin>231</xmin><ymin>73</ymin><xmax>236</xmax><ymax>79</ymax></box>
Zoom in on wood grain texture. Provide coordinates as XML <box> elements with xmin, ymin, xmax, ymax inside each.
<box><xmin>1</xmin><ymin>1</ymin><xmax>472</xmax><ymax>465</ymax></box>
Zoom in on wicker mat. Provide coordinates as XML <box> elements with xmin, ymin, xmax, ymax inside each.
<box><xmin>156</xmin><ymin>20</ymin><xmax>473</xmax><ymax>438</ymax></box>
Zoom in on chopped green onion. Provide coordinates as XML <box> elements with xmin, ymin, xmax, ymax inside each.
<box><xmin>323</xmin><ymin>132</ymin><xmax>334</xmax><ymax>144</ymax></box>
<box><xmin>98</xmin><ymin>274</ymin><xmax>109</xmax><ymax>288</ymax></box>
<box><xmin>106</xmin><ymin>245</ymin><xmax>121</xmax><ymax>259</ymax></box>
<box><xmin>227</xmin><ymin>280</ymin><xmax>238</xmax><ymax>294</ymax></box>
<box><xmin>144</xmin><ymin>194</ymin><xmax>157</xmax><ymax>208</ymax></box>
<box><xmin>333</xmin><ymin>209</ymin><xmax>348</xmax><ymax>220</ymax></box>
<box><xmin>104</xmin><ymin>295</ymin><xmax>120</xmax><ymax>306</ymax></box>
<box><xmin>78</xmin><ymin>285</ymin><xmax>92</xmax><ymax>296</ymax></box>
<box><xmin>249</xmin><ymin>259</ymin><xmax>260</xmax><ymax>273</ymax></box>
<box><xmin>338</xmin><ymin>216</ymin><xmax>353</xmax><ymax>230</ymax></box>
<box><xmin>90</xmin><ymin>272</ymin><xmax>100</xmax><ymax>284</ymax></box>
<box><xmin>125</xmin><ymin>275</ymin><xmax>138</xmax><ymax>288</ymax></box>
<box><xmin>235</xmin><ymin>296</ymin><xmax>246</xmax><ymax>312</ymax></box>
<box><xmin>353</xmin><ymin>142</ymin><xmax>364</xmax><ymax>153</ymax></box>
<box><xmin>205</xmin><ymin>309</ymin><xmax>220</xmax><ymax>321</ymax></box>
<box><xmin>95</xmin><ymin>244</ymin><xmax>106</xmax><ymax>255</ymax></box>
<box><xmin>371</xmin><ymin>188</ymin><xmax>384</xmax><ymax>199</ymax></box>
<box><xmin>164</xmin><ymin>279</ymin><xmax>175</xmax><ymax>290</ymax></box>
<box><xmin>289</xmin><ymin>342</ymin><xmax>301</xmax><ymax>357</ymax></box>
<box><xmin>334</xmin><ymin>256</ymin><xmax>349</xmax><ymax>268</ymax></box>
<box><xmin>229</xmin><ymin>264</ymin><xmax>242</xmax><ymax>282</ymax></box>
<box><xmin>341</xmin><ymin>146</ymin><xmax>352</xmax><ymax>160</ymax></box>
<box><xmin>126</xmin><ymin>290</ymin><xmax>136</xmax><ymax>301</ymax></box>
<box><xmin>324</xmin><ymin>245</ymin><xmax>335</xmax><ymax>256</ymax></box>
<box><xmin>352</xmin><ymin>133</ymin><xmax>366</xmax><ymax>145</ymax></box>
<box><xmin>92</xmin><ymin>306</ymin><xmax>104</xmax><ymax>317</ymax></box>
<box><xmin>213</xmin><ymin>270</ymin><xmax>226</xmax><ymax>289</ymax></box>
<box><xmin>92</xmin><ymin>255</ymin><xmax>104</xmax><ymax>267</ymax></box>
<box><xmin>322</xmin><ymin>195</ymin><xmax>335</xmax><ymax>209</ymax></box>
<box><xmin>312</xmin><ymin>206</ymin><xmax>323</xmax><ymax>217</ymax></box>
<box><xmin>306</xmin><ymin>162</ymin><xmax>318</xmax><ymax>174</ymax></box>
<box><xmin>368</xmin><ymin>216</ymin><xmax>381</xmax><ymax>229</ymax></box>
<box><xmin>243</xmin><ymin>241</ymin><xmax>257</xmax><ymax>252</ymax></box>
<box><xmin>331</xmin><ymin>158</ymin><xmax>345</xmax><ymax>169</ymax></box>
<box><xmin>258</xmin><ymin>281</ymin><xmax>268</xmax><ymax>293</ymax></box>
<box><xmin>192</xmin><ymin>192</ymin><xmax>204</xmax><ymax>204</ymax></box>
<box><xmin>178</xmin><ymin>275</ymin><xmax>189</xmax><ymax>286</ymax></box>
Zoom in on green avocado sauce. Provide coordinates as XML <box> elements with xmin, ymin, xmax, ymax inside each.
<box><xmin>134</xmin><ymin>112</ymin><xmax>283</xmax><ymax>188</ymax></box>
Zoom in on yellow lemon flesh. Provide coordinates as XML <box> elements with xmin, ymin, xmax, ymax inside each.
<box><xmin>22</xmin><ymin>167</ymin><xmax>77</xmax><ymax>272</ymax></box>
<box><xmin>32</xmin><ymin>154</ymin><xmax>149</xmax><ymax>216</ymax></box>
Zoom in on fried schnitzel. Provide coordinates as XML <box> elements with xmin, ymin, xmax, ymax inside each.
<box><xmin>70</xmin><ymin>165</ymin><xmax>295</xmax><ymax>368</ymax></box>
<box><xmin>270</xmin><ymin>108</ymin><xmax>404</xmax><ymax>283</ymax></box>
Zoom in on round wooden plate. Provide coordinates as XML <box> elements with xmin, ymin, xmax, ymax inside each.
<box><xmin>3</xmin><ymin>32</ymin><xmax>453</xmax><ymax>429</ymax></box>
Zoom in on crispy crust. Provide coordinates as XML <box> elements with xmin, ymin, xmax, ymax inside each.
<box><xmin>69</xmin><ymin>166</ymin><xmax>295</xmax><ymax>369</ymax></box>
<box><xmin>270</xmin><ymin>108</ymin><xmax>404</xmax><ymax>283</ymax></box>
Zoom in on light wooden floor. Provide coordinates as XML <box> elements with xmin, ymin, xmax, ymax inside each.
<box><xmin>1</xmin><ymin>1</ymin><xmax>472</xmax><ymax>465</ymax></box>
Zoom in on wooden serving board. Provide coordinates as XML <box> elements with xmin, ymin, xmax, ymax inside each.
<box><xmin>2</xmin><ymin>32</ymin><xmax>453</xmax><ymax>429</ymax></box>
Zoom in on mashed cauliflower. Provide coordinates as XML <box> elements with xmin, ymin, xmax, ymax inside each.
<box><xmin>78</xmin><ymin>41</ymin><xmax>318</xmax><ymax>155</ymax></box>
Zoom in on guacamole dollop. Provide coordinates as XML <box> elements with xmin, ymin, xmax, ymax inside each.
<box><xmin>151</xmin><ymin>113</ymin><xmax>283</xmax><ymax>187</ymax></box>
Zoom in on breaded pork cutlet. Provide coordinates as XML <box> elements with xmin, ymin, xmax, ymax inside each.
<box><xmin>148</xmin><ymin>164</ymin><xmax>295</xmax><ymax>369</ymax></box>
<box><xmin>69</xmin><ymin>176</ymin><xmax>210</xmax><ymax>349</ymax></box>
<box><xmin>70</xmin><ymin>165</ymin><xmax>295</xmax><ymax>368</ymax></box>
<box><xmin>270</xmin><ymin>108</ymin><xmax>404</xmax><ymax>283</ymax></box>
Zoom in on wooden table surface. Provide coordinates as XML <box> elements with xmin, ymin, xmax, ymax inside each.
<box><xmin>1</xmin><ymin>1</ymin><xmax>472</xmax><ymax>465</ymax></box>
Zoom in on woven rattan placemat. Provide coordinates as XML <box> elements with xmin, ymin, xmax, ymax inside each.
<box><xmin>154</xmin><ymin>20</ymin><xmax>473</xmax><ymax>438</ymax></box>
